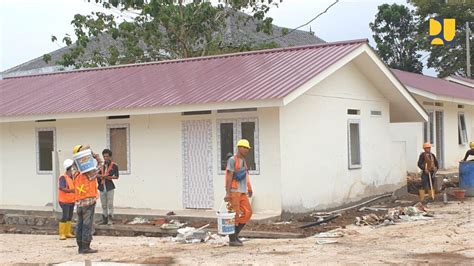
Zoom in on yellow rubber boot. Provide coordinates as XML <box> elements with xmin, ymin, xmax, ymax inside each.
<box><xmin>418</xmin><ymin>189</ymin><xmax>426</xmax><ymax>202</ymax></box>
<box><xmin>65</xmin><ymin>222</ymin><xmax>75</xmax><ymax>238</ymax></box>
<box><xmin>59</xmin><ymin>222</ymin><xmax>66</xmax><ymax>240</ymax></box>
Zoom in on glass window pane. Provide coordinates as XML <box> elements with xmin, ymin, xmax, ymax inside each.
<box><xmin>220</xmin><ymin>123</ymin><xmax>234</xmax><ymax>171</ymax></box>
<box><xmin>110</xmin><ymin>128</ymin><xmax>128</xmax><ymax>171</ymax></box>
<box><xmin>349</xmin><ymin>123</ymin><xmax>361</xmax><ymax>166</ymax></box>
<box><xmin>241</xmin><ymin>122</ymin><xmax>256</xmax><ymax>170</ymax></box>
<box><xmin>38</xmin><ymin>131</ymin><xmax>54</xmax><ymax>171</ymax></box>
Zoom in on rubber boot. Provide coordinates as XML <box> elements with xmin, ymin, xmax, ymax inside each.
<box><xmin>228</xmin><ymin>234</ymin><xmax>242</xmax><ymax>247</ymax></box>
<box><xmin>59</xmin><ymin>222</ymin><xmax>67</xmax><ymax>240</ymax></box>
<box><xmin>235</xmin><ymin>224</ymin><xmax>245</xmax><ymax>244</ymax></box>
<box><xmin>107</xmin><ymin>215</ymin><xmax>113</xmax><ymax>225</ymax></box>
<box><xmin>65</xmin><ymin>222</ymin><xmax>75</xmax><ymax>238</ymax></box>
<box><xmin>79</xmin><ymin>241</ymin><xmax>98</xmax><ymax>254</ymax></box>
<box><xmin>418</xmin><ymin>189</ymin><xmax>425</xmax><ymax>202</ymax></box>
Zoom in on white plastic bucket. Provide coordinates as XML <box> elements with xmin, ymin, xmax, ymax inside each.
<box><xmin>216</xmin><ymin>202</ymin><xmax>235</xmax><ymax>235</ymax></box>
<box><xmin>73</xmin><ymin>149</ymin><xmax>95</xmax><ymax>173</ymax></box>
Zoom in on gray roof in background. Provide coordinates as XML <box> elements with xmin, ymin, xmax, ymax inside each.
<box><xmin>2</xmin><ymin>12</ymin><xmax>324</xmax><ymax>77</ymax></box>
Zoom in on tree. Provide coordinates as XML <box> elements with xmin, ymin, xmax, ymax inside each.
<box><xmin>370</xmin><ymin>3</ymin><xmax>423</xmax><ymax>73</ymax></box>
<box><xmin>47</xmin><ymin>0</ymin><xmax>280</xmax><ymax>69</ymax></box>
<box><xmin>409</xmin><ymin>0</ymin><xmax>473</xmax><ymax>77</ymax></box>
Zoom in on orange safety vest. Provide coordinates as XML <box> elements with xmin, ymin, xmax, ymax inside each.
<box><xmin>74</xmin><ymin>172</ymin><xmax>98</xmax><ymax>201</ymax></box>
<box><xmin>228</xmin><ymin>155</ymin><xmax>252</xmax><ymax>192</ymax></box>
<box><xmin>100</xmin><ymin>162</ymin><xmax>116</xmax><ymax>186</ymax></box>
<box><xmin>58</xmin><ymin>173</ymin><xmax>75</xmax><ymax>204</ymax></box>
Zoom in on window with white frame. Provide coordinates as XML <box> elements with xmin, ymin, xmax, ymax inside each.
<box><xmin>36</xmin><ymin>128</ymin><xmax>56</xmax><ymax>174</ymax></box>
<box><xmin>107</xmin><ymin>124</ymin><xmax>130</xmax><ymax>174</ymax></box>
<box><xmin>423</xmin><ymin>111</ymin><xmax>434</xmax><ymax>144</ymax></box>
<box><xmin>458</xmin><ymin>113</ymin><xmax>468</xmax><ymax>145</ymax></box>
<box><xmin>217</xmin><ymin>118</ymin><xmax>259</xmax><ymax>174</ymax></box>
<box><xmin>348</xmin><ymin>120</ymin><xmax>361</xmax><ymax>169</ymax></box>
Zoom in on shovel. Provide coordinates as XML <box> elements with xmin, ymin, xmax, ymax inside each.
<box><xmin>428</xmin><ymin>172</ymin><xmax>435</xmax><ymax>200</ymax></box>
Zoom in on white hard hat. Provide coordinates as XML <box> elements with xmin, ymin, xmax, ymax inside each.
<box><xmin>63</xmin><ymin>159</ymin><xmax>74</xmax><ymax>171</ymax></box>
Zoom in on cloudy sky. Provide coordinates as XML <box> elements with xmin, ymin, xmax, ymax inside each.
<box><xmin>1</xmin><ymin>0</ymin><xmax>433</xmax><ymax>74</ymax></box>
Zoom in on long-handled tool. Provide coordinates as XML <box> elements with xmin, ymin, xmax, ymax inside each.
<box><xmin>428</xmin><ymin>171</ymin><xmax>435</xmax><ymax>200</ymax></box>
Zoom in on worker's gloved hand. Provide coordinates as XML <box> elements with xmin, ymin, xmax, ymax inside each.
<box><xmin>248</xmin><ymin>191</ymin><xmax>253</xmax><ymax>198</ymax></box>
<box><xmin>224</xmin><ymin>193</ymin><xmax>231</xmax><ymax>202</ymax></box>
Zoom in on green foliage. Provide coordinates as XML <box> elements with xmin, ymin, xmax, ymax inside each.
<box><xmin>48</xmin><ymin>0</ymin><xmax>281</xmax><ymax>68</ymax></box>
<box><xmin>42</xmin><ymin>54</ymin><xmax>52</xmax><ymax>64</ymax></box>
<box><xmin>409</xmin><ymin>0</ymin><xmax>473</xmax><ymax>77</ymax></box>
<box><xmin>370</xmin><ymin>3</ymin><xmax>423</xmax><ymax>73</ymax></box>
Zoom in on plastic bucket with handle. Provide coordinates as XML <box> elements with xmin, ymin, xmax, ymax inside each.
<box><xmin>216</xmin><ymin>201</ymin><xmax>235</xmax><ymax>235</ymax></box>
<box><xmin>73</xmin><ymin>149</ymin><xmax>95</xmax><ymax>173</ymax></box>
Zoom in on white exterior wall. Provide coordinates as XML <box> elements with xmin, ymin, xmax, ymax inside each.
<box><xmin>390</xmin><ymin>122</ymin><xmax>423</xmax><ymax>173</ymax></box>
<box><xmin>0</xmin><ymin>109</ymin><xmax>282</xmax><ymax>213</ymax></box>
<box><xmin>279</xmin><ymin>62</ymin><xmax>406</xmax><ymax>213</ymax></box>
<box><xmin>392</xmin><ymin>96</ymin><xmax>474</xmax><ymax>171</ymax></box>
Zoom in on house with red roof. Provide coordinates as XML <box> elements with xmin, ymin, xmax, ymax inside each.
<box><xmin>391</xmin><ymin>69</ymin><xmax>474</xmax><ymax>172</ymax></box>
<box><xmin>0</xmin><ymin>40</ymin><xmax>427</xmax><ymax>213</ymax></box>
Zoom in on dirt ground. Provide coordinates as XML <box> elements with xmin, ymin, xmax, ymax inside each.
<box><xmin>1</xmin><ymin>198</ymin><xmax>472</xmax><ymax>265</ymax></box>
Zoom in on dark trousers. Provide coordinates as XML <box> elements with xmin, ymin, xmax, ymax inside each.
<box><xmin>421</xmin><ymin>172</ymin><xmax>436</xmax><ymax>190</ymax></box>
<box><xmin>59</xmin><ymin>203</ymin><xmax>74</xmax><ymax>222</ymax></box>
<box><xmin>76</xmin><ymin>203</ymin><xmax>95</xmax><ymax>243</ymax></box>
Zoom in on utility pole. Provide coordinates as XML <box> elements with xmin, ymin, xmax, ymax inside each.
<box><xmin>467</xmin><ymin>21</ymin><xmax>471</xmax><ymax>78</ymax></box>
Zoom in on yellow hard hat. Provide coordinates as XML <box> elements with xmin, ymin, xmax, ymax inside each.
<box><xmin>237</xmin><ymin>139</ymin><xmax>251</xmax><ymax>149</ymax></box>
<box><xmin>470</xmin><ymin>142</ymin><xmax>474</xmax><ymax>149</ymax></box>
<box><xmin>423</xmin><ymin>143</ymin><xmax>431</xmax><ymax>149</ymax></box>
<box><xmin>72</xmin><ymin>145</ymin><xmax>83</xmax><ymax>154</ymax></box>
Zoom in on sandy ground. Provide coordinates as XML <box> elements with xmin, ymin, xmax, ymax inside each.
<box><xmin>1</xmin><ymin>199</ymin><xmax>472</xmax><ymax>265</ymax></box>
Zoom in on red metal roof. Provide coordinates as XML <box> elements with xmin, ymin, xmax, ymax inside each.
<box><xmin>0</xmin><ymin>39</ymin><xmax>366</xmax><ymax>117</ymax></box>
<box><xmin>392</xmin><ymin>69</ymin><xmax>474</xmax><ymax>101</ymax></box>
<box><xmin>449</xmin><ymin>75</ymin><xmax>474</xmax><ymax>85</ymax></box>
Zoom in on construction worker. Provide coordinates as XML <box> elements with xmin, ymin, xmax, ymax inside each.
<box><xmin>58</xmin><ymin>159</ymin><xmax>76</xmax><ymax>240</ymax></box>
<box><xmin>461</xmin><ymin>142</ymin><xmax>474</xmax><ymax>161</ymax></box>
<box><xmin>72</xmin><ymin>144</ymin><xmax>99</xmax><ymax>254</ymax></box>
<box><xmin>417</xmin><ymin>143</ymin><xmax>439</xmax><ymax>201</ymax></box>
<box><xmin>97</xmin><ymin>149</ymin><xmax>119</xmax><ymax>225</ymax></box>
<box><xmin>224</xmin><ymin>139</ymin><xmax>253</xmax><ymax>247</ymax></box>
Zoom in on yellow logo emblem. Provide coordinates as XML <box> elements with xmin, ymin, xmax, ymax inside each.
<box><xmin>429</xmin><ymin>18</ymin><xmax>456</xmax><ymax>45</ymax></box>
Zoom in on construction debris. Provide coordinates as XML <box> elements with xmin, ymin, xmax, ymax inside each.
<box><xmin>313</xmin><ymin>232</ymin><xmax>344</xmax><ymax>238</ymax></box>
<box><xmin>171</xmin><ymin>224</ymin><xmax>210</xmax><ymax>244</ymax></box>
<box><xmin>273</xmin><ymin>221</ymin><xmax>292</xmax><ymax>225</ymax></box>
<box><xmin>355</xmin><ymin>203</ymin><xmax>433</xmax><ymax>227</ymax></box>
<box><xmin>127</xmin><ymin>217</ymin><xmax>150</xmax><ymax>225</ymax></box>
<box><xmin>316</xmin><ymin>239</ymin><xmax>339</xmax><ymax>245</ymax></box>
<box><xmin>161</xmin><ymin>220</ymin><xmax>185</xmax><ymax>230</ymax></box>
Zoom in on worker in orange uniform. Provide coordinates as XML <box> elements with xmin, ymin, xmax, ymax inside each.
<box><xmin>58</xmin><ymin>159</ymin><xmax>76</xmax><ymax>240</ymax></box>
<box><xmin>417</xmin><ymin>143</ymin><xmax>439</xmax><ymax>201</ymax></box>
<box><xmin>224</xmin><ymin>139</ymin><xmax>253</xmax><ymax>247</ymax></box>
<box><xmin>72</xmin><ymin>144</ymin><xmax>101</xmax><ymax>254</ymax></box>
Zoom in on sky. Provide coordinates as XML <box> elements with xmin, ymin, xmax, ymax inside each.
<box><xmin>0</xmin><ymin>0</ymin><xmax>435</xmax><ymax>75</ymax></box>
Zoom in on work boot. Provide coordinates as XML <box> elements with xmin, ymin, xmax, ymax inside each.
<box><xmin>76</xmin><ymin>240</ymin><xmax>83</xmax><ymax>253</ymax></box>
<box><xmin>65</xmin><ymin>222</ymin><xmax>75</xmax><ymax>238</ymax></box>
<box><xmin>418</xmin><ymin>189</ymin><xmax>425</xmax><ymax>202</ymax></box>
<box><xmin>228</xmin><ymin>234</ymin><xmax>243</xmax><ymax>247</ymax></box>
<box><xmin>235</xmin><ymin>224</ymin><xmax>245</xmax><ymax>244</ymax></box>
<box><xmin>79</xmin><ymin>241</ymin><xmax>98</xmax><ymax>254</ymax></box>
<box><xmin>98</xmin><ymin>215</ymin><xmax>108</xmax><ymax>225</ymax></box>
<box><xmin>59</xmin><ymin>222</ymin><xmax>67</xmax><ymax>240</ymax></box>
